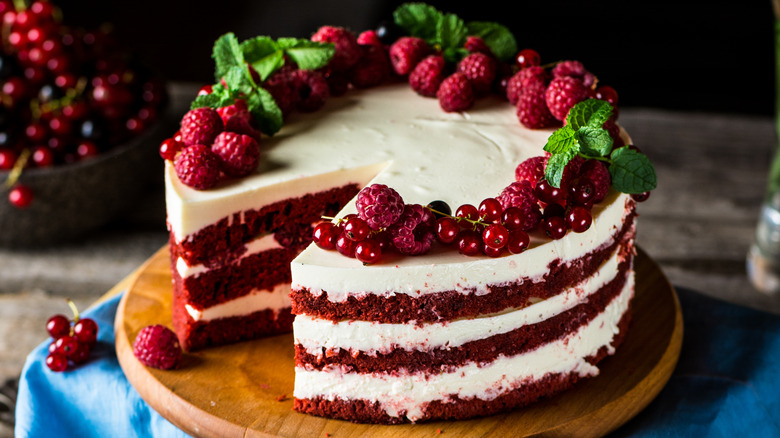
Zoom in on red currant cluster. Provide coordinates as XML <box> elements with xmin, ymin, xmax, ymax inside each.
<box><xmin>313</xmin><ymin>215</ymin><xmax>389</xmax><ymax>264</ymax></box>
<box><xmin>44</xmin><ymin>300</ymin><xmax>98</xmax><ymax>372</ymax></box>
<box><xmin>0</xmin><ymin>0</ymin><xmax>167</xmax><ymax>208</ymax></box>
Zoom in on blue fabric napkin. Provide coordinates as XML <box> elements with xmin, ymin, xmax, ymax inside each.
<box><xmin>14</xmin><ymin>287</ymin><xmax>780</xmax><ymax>437</ymax></box>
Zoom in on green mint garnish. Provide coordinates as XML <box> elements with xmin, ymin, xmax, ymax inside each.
<box><xmin>394</xmin><ymin>3</ymin><xmax>518</xmax><ymax>62</ymax></box>
<box><xmin>543</xmin><ymin>99</ymin><xmax>657</xmax><ymax>194</ymax></box>
<box><xmin>191</xmin><ymin>33</ymin><xmax>333</xmax><ymax>136</ymax></box>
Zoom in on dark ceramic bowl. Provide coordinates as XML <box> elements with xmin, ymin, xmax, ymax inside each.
<box><xmin>0</xmin><ymin>121</ymin><xmax>170</xmax><ymax>247</ymax></box>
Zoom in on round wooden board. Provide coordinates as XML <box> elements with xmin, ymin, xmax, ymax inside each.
<box><xmin>115</xmin><ymin>247</ymin><xmax>682</xmax><ymax>438</ymax></box>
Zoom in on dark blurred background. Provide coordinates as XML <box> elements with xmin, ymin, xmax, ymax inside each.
<box><xmin>55</xmin><ymin>0</ymin><xmax>775</xmax><ymax>115</ymax></box>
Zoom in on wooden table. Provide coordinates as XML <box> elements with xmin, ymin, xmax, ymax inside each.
<box><xmin>1</xmin><ymin>84</ymin><xmax>779</xmax><ymax>436</ymax></box>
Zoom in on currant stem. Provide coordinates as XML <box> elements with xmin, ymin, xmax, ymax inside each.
<box><xmin>427</xmin><ymin>206</ymin><xmax>490</xmax><ymax>229</ymax></box>
<box><xmin>66</xmin><ymin>299</ymin><xmax>80</xmax><ymax>323</ymax></box>
<box><xmin>3</xmin><ymin>148</ymin><xmax>30</xmax><ymax>189</ymax></box>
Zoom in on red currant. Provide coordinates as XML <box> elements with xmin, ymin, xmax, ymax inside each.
<box><xmin>46</xmin><ymin>353</ymin><xmax>68</xmax><ymax>372</ymax></box>
<box><xmin>457</xmin><ymin>230</ymin><xmax>482</xmax><ymax>256</ymax></box>
<box><xmin>535</xmin><ymin>179</ymin><xmax>567</xmax><ymax>206</ymax></box>
<box><xmin>336</xmin><ymin>232</ymin><xmax>356</xmax><ymax>257</ymax></box>
<box><xmin>70</xmin><ymin>342</ymin><xmax>92</xmax><ymax>365</ymax></box>
<box><xmin>159</xmin><ymin>138</ymin><xmax>184</xmax><ymax>161</ymax></box>
<box><xmin>569</xmin><ymin>179</ymin><xmax>595</xmax><ymax>205</ymax></box>
<box><xmin>516</xmin><ymin>48</ymin><xmax>541</xmax><ymax>69</ymax></box>
<box><xmin>543</xmin><ymin>216</ymin><xmax>567</xmax><ymax>240</ymax></box>
<box><xmin>478</xmin><ymin>198</ymin><xmax>503</xmax><ymax>223</ymax></box>
<box><xmin>31</xmin><ymin>146</ymin><xmax>54</xmax><ymax>167</ymax></box>
<box><xmin>54</xmin><ymin>335</ymin><xmax>79</xmax><ymax>358</ymax></box>
<box><xmin>344</xmin><ymin>217</ymin><xmax>370</xmax><ymax>242</ymax></box>
<box><xmin>542</xmin><ymin>203</ymin><xmax>565</xmax><ymax>219</ymax></box>
<box><xmin>73</xmin><ymin>318</ymin><xmax>98</xmax><ymax>345</ymax></box>
<box><xmin>197</xmin><ymin>84</ymin><xmax>213</xmax><ymax>96</ymax></box>
<box><xmin>507</xmin><ymin>231</ymin><xmax>530</xmax><ymax>254</ymax></box>
<box><xmin>76</xmin><ymin>141</ymin><xmax>99</xmax><ymax>160</ymax></box>
<box><xmin>9</xmin><ymin>184</ymin><xmax>34</xmax><ymax>209</ymax></box>
<box><xmin>355</xmin><ymin>238</ymin><xmax>382</xmax><ymax>264</ymax></box>
<box><xmin>566</xmin><ymin>206</ymin><xmax>593</xmax><ymax>233</ymax></box>
<box><xmin>632</xmin><ymin>191</ymin><xmax>651</xmax><ymax>202</ymax></box>
<box><xmin>596</xmin><ymin>86</ymin><xmax>619</xmax><ymax>106</ymax></box>
<box><xmin>435</xmin><ymin>217</ymin><xmax>460</xmax><ymax>244</ymax></box>
<box><xmin>455</xmin><ymin>204</ymin><xmax>479</xmax><ymax>227</ymax></box>
<box><xmin>25</xmin><ymin>122</ymin><xmax>48</xmax><ymax>143</ymax></box>
<box><xmin>483</xmin><ymin>224</ymin><xmax>509</xmax><ymax>249</ymax></box>
<box><xmin>482</xmin><ymin>243</ymin><xmax>504</xmax><ymax>257</ymax></box>
<box><xmin>313</xmin><ymin>222</ymin><xmax>338</xmax><ymax>250</ymax></box>
<box><xmin>501</xmin><ymin>207</ymin><xmax>524</xmax><ymax>231</ymax></box>
<box><xmin>0</xmin><ymin>149</ymin><xmax>17</xmax><ymax>170</ymax></box>
<box><xmin>2</xmin><ymin>77</ymin><xmax>26</xmax><ymax>101</ymax></box>
<box><xmin>46</xmin><ymin>314</ymin><xmax>71</xmax><ymax>339</ymax></box>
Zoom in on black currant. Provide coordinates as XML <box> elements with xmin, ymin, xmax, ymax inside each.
<box><xmin>427</xmin><ymin>200</ymin><xmax>452</xmax><ymax>219</ymax></box>
<box><xmin>375</xmin><ymin>20</ymin><xmax>405</xmax><ymax>45</ymax></box>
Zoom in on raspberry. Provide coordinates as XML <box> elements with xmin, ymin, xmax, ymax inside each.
<box><xmin>437</xmin><ymin>73</ymin><xmax>475</xmax><ymax>112</ymax></box>
<box><xmin>549</xmin><ymin>156</ymin><xmax>585</xmax><ymax>192</ymax></box>
<box><xmin>409</xmin><ymin>55</ymin><xmax>445</xmax><ymax>97</ymax></box>
<box><xmin>311</xmin><ymin>26</ymin><xmax>361</xmax><ymax>72</ymax></box>
<box><xmin>174</xmin><ymin>144</ymin><xmax>223</xmax><ymax>190</ymax></box>
<box><xmin>218</xmin><ymin>99</ymin><xmax>262</xmax><ymax>142</ymax></box>
<box><xmin>264</xmin><ymin>66</ymin><xmax>298</xmax><ymax>116</ymax></box>
<box><xmin>322</xmin><ymin>69</ymin><xmax>349</xmax><ymax>97</ymax></box>
<box><xmin>516</xmin><ymin>82</ymin><xmax>557</xmax><ymax>129</ymax></box>
<box><xmin>388</xmin><ymin>204</ymin><xmax>436</xmax><ymax>255</ymax></box>
<box><xmin>389</xmin><ymin>37</ymin><xmax>430</xmax><ymax>76</ymax></box>
<box><xmin>293</xmin><ymin>69</ymin><xmax>330</xmax><ymax>112</ymax></box>
<box><xmin>515</xmin><ymin>155</ymin><xmax>547</xmax><ymax>187</ymax></box>
<box><xmin>132</xmin><ymin>325</ymin><xmax>182</xmax><ymax>370</ymax></box>
<box><xmin>552</xmin><ymin>60</ymin><xmax>587</xmax><ymax>79</ymax></box>
<box><xmin>357</xmin><ymin>30</ymin><xmax>382</xmax><ymax>46</ymax></box>
<box><xmin>496</xmin><ymin>181</ymin><xmax>542</xmax><ymax>231</ymax></box>
<box><xmin>355</xmin><ymin>183</ymin><xmax>405</xmax><ymax>230</ymax></box>
<box><xmin>179</xmin><ymin>107</ymin><xmax>223</xmax><ymax>146</ymax></box>
<box><xmin>506</xmin><ymin>66</ymin><xmax>548</xmax><ymax>106</ymax></box>
<box><xmin>457</xmin><ymin>52</ymin><xmax>495</xmax><ymax>96</ymax></box>
<box><xmin>464</xmin><ymin>36</ymin><xmax>493</xmax><ymax>56</ymax></box>
<box><xmin>349</xmin><ymin>43</ymin><xmax>390</xmax><ymax>89</ymax></box>
<box><xmin>580</xmin><ymin>160</ymin><xmax>611</xmax><ymax>202</ymax></box>
<box><xmin>545</xmin><ymin>76</ymin><xmax>590</xmax><ymax>121</ymax></box>
<box><xmin>210</xmin><ymin>131</ymin><xmax>260</xmax><ymax>177</ymax></box>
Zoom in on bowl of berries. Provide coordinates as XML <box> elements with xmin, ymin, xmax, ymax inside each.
<box><xmin>0</xmin><ymin>0</ymin><xmax>168</xmax><ymax>247</ymax></box>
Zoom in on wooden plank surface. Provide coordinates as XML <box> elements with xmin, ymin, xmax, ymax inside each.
<box><xmin>115</xmin><ymin>247</ymin><xmax>682</xmax><ymax>438</ymax></box>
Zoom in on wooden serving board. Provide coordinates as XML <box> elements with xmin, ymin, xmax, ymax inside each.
<box><xmin>115</xmin><ymin>247</ymin><xmax>682</xmax><ymax>438</ymax></box>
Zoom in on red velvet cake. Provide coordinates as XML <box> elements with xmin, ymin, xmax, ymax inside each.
<box><xmin>161</xmin><ymin>2</ymin><xmax>655</xmax><ymax>424</ymax></box>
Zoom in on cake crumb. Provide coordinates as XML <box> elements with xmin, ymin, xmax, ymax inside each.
<box><xmin>276</xmin><ymin>394</ymin><xmax>288</xmax><ymax>402</ymax></box>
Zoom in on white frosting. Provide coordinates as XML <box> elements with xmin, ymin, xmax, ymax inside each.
<box><xmin>293</xmin><ymin>271</ymin><xmax>634</xmax><ymax>422</ymax></box>
<box><xmin>294</xmin><ymin>246</ymin><xmax>625</xmax><ymax>355</ymax></box>
<box><xmin>184</xmin><ymin>283</ymin><xmax>292</xmax><ymax>322</ymax></box>
<box><xmin>176</xmin><ymin>233</ymin><xmax>283</xmax><ymax>279</ymax></box>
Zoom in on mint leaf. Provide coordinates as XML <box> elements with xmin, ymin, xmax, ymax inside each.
<box><xmin>577</xmin><ymin>126</ymin><xmax>613</xmax><ymax>157</ymax></box>
<box><xmin>223</xmin><ymin>65</ymin><xmax>255</xmax><ymax>95</ymax></box>
<box><xmin>190</xmin><ymin>91</ymin><xmax>222</xmax><ymax>110</ymax></box>
<box><xmin>246</xmin><ymin>88</ymin><xmax>283</xmax><ymax>136</ymax></box>
<box><xmin>394</xmin><ymin>2</ymin><xmax>442</xmax><ymax>42</ymax></box>
<box><xmin>442</xmin><ymin>46</ymin><xmax>470</xmax><ymax>64</ymax></box>
<box><xmin>543</xmin><ymin>125</ymin><xmax>577</xmax><ymax>154</ymax></box>
<box><xmin>241</xmin><ymin>37</ymin><xmax>283</xmax><ymax>82</ymax></box>
<box><xmin>609</xmin><ymin>147</ymin><xmax>657</xmax><ymax>194</ymax></box>
<box><xmin>466</xmin><ymin>22</ymin><xmax>517</xmax><ymax>62</ymax></box>
<box><xmin>279</xmin><ymin>38</ymin><xmax>335</xmax><ymax>71</ymax></box>
<box><xmin>566</xmin><ymin>99</ymin><xmax>613</xmax><ymax>131</ymax></box>
<box><xmin>436</xmin><ymin>12</ymin><xmax>467</xmax><ymax>48</ymax></box>
<box><xmin>212</xmin><ymin>33</ymin><xmax>244</xmax><ymax>82</ymax></box>
<box><xmin>545</xmin><ymin>145</ymin><xmax>579</xmax><ymax>188</ymax></box>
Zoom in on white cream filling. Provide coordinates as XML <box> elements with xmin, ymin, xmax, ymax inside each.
<box><xmin>294</xmin><ymin>247</ymin><xmax>625</xmax><ymax>355</ymax></box>
<box><xmin>291</xmin><ymin>192</ymin><xmax>631</xmax><ymax>301</ymax></box>
<box><xmin>184</xmin><ymin>283</ymin><xmax>292</xmax><ymax>322</ymax></box>
<box><xmin>176</xmin><ymin>233</ymin><xmax>283</xmax><ymax>279</ymax></box>
<box><xmin>293</xmin><ymin>272</ymin><xmax>634</xmax><ymax>422</ymax></box>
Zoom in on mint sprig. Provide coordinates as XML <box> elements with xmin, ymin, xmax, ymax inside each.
<box><xmin>190</xmin><ymin>33</ymin><xmax>334</xmax><ymax>137</ymax></box>
<box><xmin>543</xmin><ymin>99</ymin><xmax>657</xmax><ymax>195</ymax></box>
<box><xmin>393</xmin><ymin>3</ymin><xmax>517</xmax><ymax>62</ymax></box>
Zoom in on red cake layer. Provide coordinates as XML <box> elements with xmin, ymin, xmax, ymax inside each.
<box><xmin>295</xmin><ymin>256</ymin><xmax>631</xmax><ymax>374</ymax></box>
<box><xmin>293</xmin><ymin>311</ymin><xmax>631</xmax><ymax>424</ymax></box>
<box><xmin>291</xmin><ymin>211</ymin><xmax>635</xmax><ymax>324</ymax></box>
<box><xmin>172</xmin><ymin>184</ymin><xmax>359</xmax><ymax>267</ymax></box>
